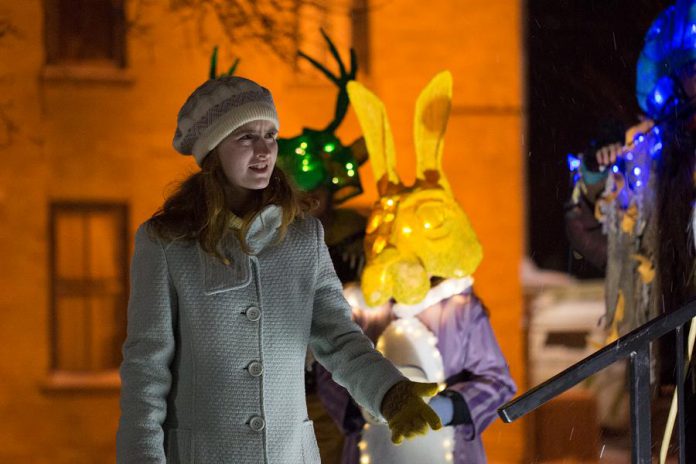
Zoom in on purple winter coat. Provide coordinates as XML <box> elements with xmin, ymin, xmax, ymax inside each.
<box><xmin>314</xmin><ymin>288</ymin><xmax>517</xmax><ymax>464</ymax></box>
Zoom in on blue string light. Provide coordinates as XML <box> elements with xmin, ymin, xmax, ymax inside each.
<box><xmin>567</xmin><ymin>154</ymin><xmax>581</xmax><ymax>172</ymax></box>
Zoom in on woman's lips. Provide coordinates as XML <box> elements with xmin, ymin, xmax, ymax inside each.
<box><xmin>249</xmin><ymin>163</ymin><xmax>269</xmax><ymax>173</ymax></box>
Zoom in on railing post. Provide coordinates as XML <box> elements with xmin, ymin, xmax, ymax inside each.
<box><xmin>629</xmin><ymin>346</ymin><xmax>652</xmax><ymax>464</ymax></box>
<box><xmin>675</xmin><ymin>325</ymin><xmax>686</xmax><ymax>464</ymax></box>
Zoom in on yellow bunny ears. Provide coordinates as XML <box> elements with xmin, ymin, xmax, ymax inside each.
<box><xmin>347</xmin><ymin>71</ymin><xmax>483</xmax><ymax>307</ymax></box>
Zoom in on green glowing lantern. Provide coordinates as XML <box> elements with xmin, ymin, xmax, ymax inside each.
<box><xmin>276</xmin><ymin>30</ymin><xmax>367</xmax><ymax>204</ymax></box>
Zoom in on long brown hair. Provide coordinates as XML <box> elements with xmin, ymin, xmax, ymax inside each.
<box><xmin>150</xmin><ymin>150</ymin><xmax>316</xmax><ymax>262</ymax></box>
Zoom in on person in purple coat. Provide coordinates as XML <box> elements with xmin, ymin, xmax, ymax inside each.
<box><xmin>306</xmin><ymin>72</ymin><xmax>516</xmax><ymax>464</ymax></box>
<box><xmin>313</xmin><ymin>277</ymin><xmax>516</xmax><ymax>464</ymax></box>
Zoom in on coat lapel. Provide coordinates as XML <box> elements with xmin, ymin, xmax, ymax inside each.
<box><xmin>200</xmin><ymin>235</ymin><xmax>252</xmax><ymax>295</ymax></box>
<box><xmin>245</xmin><ymin>205</ymin><xmax>282</xmax><ymax>254</ymax></box>
<box><xmin>200</xmin><ymin>205</ymin><xmax>282</xmax><ymax>295</ymax></box>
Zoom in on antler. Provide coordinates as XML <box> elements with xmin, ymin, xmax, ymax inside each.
<box><xmin>209</xmin><ymin>46</ymin><xmax>240</xmax><ymax>79</ymax></box>
<box><xmin>297</xmin><ymin>28</ymin><xmax>358</xmax><ymax>133</ymax></box>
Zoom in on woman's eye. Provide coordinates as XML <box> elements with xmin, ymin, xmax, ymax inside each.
<box><xmin>265</xmin><ymin>132</ymin><xmax>278</xmax><ymax>140</ymax></box>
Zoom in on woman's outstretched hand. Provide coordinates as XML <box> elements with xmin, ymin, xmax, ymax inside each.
<box><xmin>381</xmin><ymin>380</ymin><xmax>443</xmax><ymax>444</ymax></box>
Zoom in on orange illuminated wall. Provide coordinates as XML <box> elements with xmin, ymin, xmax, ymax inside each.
<box><xmin>0</xmin><ymin>0</ymin><xmax>525</xmax><ymax>462</ymax></box>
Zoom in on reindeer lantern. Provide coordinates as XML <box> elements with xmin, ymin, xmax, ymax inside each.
<box><xmin>276</xmin><ymin>30</ymin><xmax>367</xmax><ymax>204</ymax></box>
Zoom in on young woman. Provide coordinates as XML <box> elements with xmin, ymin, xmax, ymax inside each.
<box><xmin>115</xmin><ymin>76</ymin><xmax>441</xmax><ymax>463</ymax></box>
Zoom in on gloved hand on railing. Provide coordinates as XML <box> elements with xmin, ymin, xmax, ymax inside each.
<box><xmin>380</xmin><ymin>380</ymin><xmax>443</xmax><ymax>444</ymax></box>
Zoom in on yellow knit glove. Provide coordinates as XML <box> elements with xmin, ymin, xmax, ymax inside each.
<box><xmin>381</xmin><ymin>380</ymin><xmax>443</xmax><ymax>444</ymax></box>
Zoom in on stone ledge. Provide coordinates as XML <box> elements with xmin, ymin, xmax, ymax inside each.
<box><xmin>42</xmin><ymin>64</ymin><xmax>135</xmax><ymax>85</ymax></box>
<box><xmin>40</xmin><ymin>370</ymin><xmax>121</xmax><ymax>392</ymax></box>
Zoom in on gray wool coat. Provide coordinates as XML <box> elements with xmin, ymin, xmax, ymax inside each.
<box><xmin>116</xmin><ymin>205</ymin><xmax>405</xmax><ymax>463</ymax></box>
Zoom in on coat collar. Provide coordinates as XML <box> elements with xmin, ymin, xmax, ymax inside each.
<box><xmin>392</xmin><ymin>276</ymin><xmax>473</xmax><ymax>318</ymax></box>
<box><xmin>240</xmin><ymin>204</ymin><xmax>283</xmax><ymax>255</ymax></box>
<box><xmin>201</xmin><ymin>205</ymin><xmax>283</xmax><ymax>295</ymax></box>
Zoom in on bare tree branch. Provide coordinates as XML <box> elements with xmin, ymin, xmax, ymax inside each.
<box><xmin>0</xmin><ymin>15</ymin><xmax>20</xmax><ymax>41</ymax></box>
<box><xmin>168</xmin><ymin>0</ymin><xmax>325</xmax><ymax>63</ymax></box>
<box><xmin>0</xmin><ymin>16</ymin><xmax>19</xmax><ymax>148</ymax></box>
<box><xmin>0</xmin><ymin>101</ymin><xmax>18</xmax><ymax>149</ymax></box>
<box><xmin>126</xmin><ymin>0</ymin><xmax>159</xmax><ymax>38</ymax></box>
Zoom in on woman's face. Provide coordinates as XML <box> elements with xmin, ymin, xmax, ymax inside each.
<box><xmin>216</xmin><ymin>119</ymin><xmax>279</xmax><ymax>194</ymax></box>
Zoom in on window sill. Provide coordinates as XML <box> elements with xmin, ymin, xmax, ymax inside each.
<box><xmin>41</xmin><ymin>370</ymin><xmax>121</xmax><ymax>392</ymax></box>
<box><xmin>42</xmin><ymin>64</ymin><xmax>135</xmax><ymax>85</ymax></box>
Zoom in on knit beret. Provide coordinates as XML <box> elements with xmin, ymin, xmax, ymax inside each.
<box><xmin>173</xmin><ymin>76</ymin><xmax>279</xmax><ymax>165</ymax></box>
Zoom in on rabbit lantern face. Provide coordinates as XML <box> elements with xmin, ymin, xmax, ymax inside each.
<box><xmin>347</xmin><ymin>71</ymin><xmax>483</xmax><ymax>307</ymax></box>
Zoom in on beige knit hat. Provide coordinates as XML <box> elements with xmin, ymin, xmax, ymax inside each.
<box><xmin>173</xmin><ymin>76</ymin><xmax>279</xmax><ymax>165</ymax></box>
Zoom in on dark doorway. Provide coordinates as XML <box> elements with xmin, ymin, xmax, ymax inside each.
<box><xmin>527</xmin><ymin>0</ymin><xmax>672</xmax><ymax>277</ymax></box>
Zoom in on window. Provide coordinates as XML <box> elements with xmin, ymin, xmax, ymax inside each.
<box><xmin>49</xmin><ymin>202</ymin><xmax>129</xmax><ymax>374</ymax></box>
<box><xmin>44</xmin><ymin>0</ymin><xmax>126</xmax><ymax>67</ymax></box>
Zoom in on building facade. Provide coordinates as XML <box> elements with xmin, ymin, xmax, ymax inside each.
<box><xmin>0</xmin><ymin>0</ymin><xmax>524</xmax><ymax>462</ymax></box>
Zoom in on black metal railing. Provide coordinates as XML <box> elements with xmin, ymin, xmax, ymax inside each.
<box><xmin>498</xmin><ymin>299</ymin><xmax>696</xmax><ymax>464</ymax></box>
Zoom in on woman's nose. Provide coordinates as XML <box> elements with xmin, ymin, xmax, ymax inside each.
<box><xmin>254</xmin><ymin>139</ymin><xmax>272</xmax><ymax>157</ymax></box>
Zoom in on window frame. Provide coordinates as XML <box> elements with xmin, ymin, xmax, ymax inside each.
<box><xmin>44</xmin><ymin>201</ymin><xmax>129</xmax><ymax>391</ymax></box>
<box><xmin>44</xmin><ymin>0</ymin><xmax>127</xmax><ymax>69</ymax></box>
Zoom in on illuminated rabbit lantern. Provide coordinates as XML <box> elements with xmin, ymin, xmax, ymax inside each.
<box><xmin>347</xmin><ymin>71</ymin><xmax>483</xmax><ymax>307</ymax></box>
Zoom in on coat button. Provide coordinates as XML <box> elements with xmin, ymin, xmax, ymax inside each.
<box><xmin>249</xmin><ymin>415</ymin><xmax>265</xmax><ymax>432</ymax></box>
<box><xmin>245</xmin><ymin>306</ymin><xmax>261</xmax><ymax>322</ymax></box>
<box><xmin>247</xmin><ymin>361</ymin><xmax>263</xmax><ymax>377</ymax></box>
